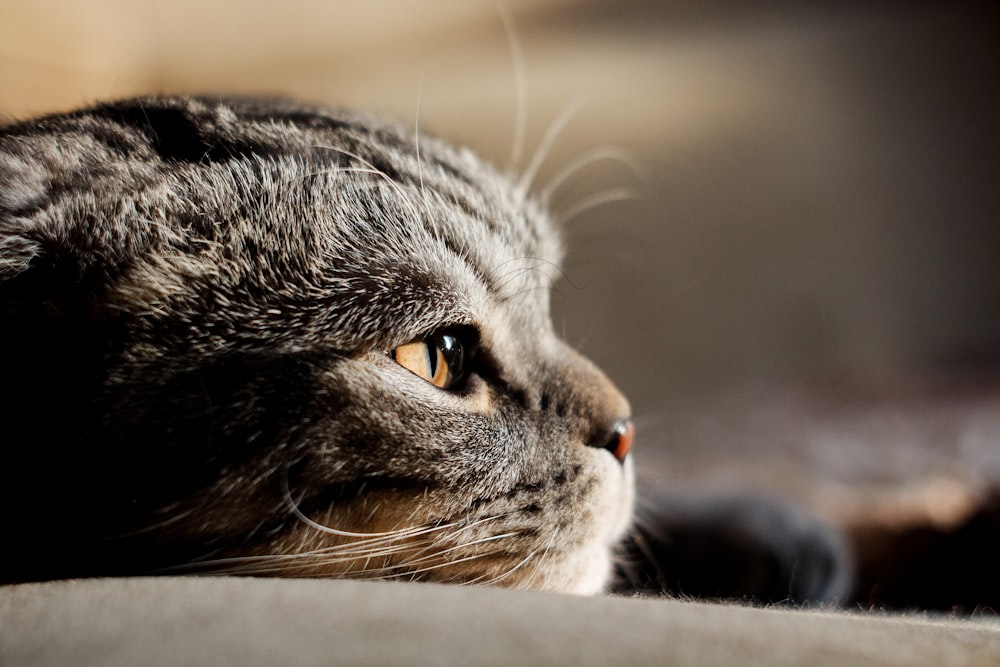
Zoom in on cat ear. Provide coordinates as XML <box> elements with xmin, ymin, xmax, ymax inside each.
<box><xmin>0</xmin><ymin>148</ymin><xmax>47</xmax><ymax>280</ymax></box>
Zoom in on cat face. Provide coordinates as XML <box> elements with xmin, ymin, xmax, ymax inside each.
<box><xmin>0</xmin><ymin>96</ymin><xmax>633</xmax><ymax>593</ymax></box>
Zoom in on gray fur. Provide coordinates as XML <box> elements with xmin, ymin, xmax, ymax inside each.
<box><xmin>0</xmin><ymin>96</ymin><xmax>633</xmax><ymax>593</ymax></box>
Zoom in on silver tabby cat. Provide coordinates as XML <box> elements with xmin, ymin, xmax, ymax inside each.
<box><xmin>0</xmin><ymin>96</ymin><xmax>634</xmax><ymax>593</ymax></box>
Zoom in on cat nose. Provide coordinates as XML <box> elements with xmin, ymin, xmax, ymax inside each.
<box><xmin>595</xmin><ymin>419</ymin><xmax>634</xmax><ymax>464</ymax></box>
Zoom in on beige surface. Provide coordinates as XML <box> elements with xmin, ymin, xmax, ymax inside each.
<box><xmin>3</xmin><ymin>577</ymin><xmax>1000</xmax><ymax>667</ymax></box>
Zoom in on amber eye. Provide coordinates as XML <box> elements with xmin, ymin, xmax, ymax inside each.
<box><xmin>393</xmin><ymin>332</ymin><xmax>466</xmax><ymax>389</ymax></box>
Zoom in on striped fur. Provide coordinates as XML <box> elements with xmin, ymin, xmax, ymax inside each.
<box><xmin>0</xmin><ymin>96</ymin><xmax>633</xmax><ymax>593</ymax></box>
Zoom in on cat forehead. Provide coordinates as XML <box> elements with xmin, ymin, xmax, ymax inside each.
<box><xmin>0</xmin><ymin>96</ymin><xmax>563</xmax><ymax>350</ymax></box>
<box><xmin>0</xmin><ymin>95</ymin><xmax>560</xmax><ymax>262</ymax></box>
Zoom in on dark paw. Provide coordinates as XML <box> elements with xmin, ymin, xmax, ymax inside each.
<box><xmin>611</xmin><ymin>491</ymin><xmax>853</xmax><ymax>605</ymax></box>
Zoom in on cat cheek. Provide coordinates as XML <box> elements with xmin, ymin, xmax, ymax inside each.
<box><xmin>414</xmin><ymin>372</ymin><xmax>495</xmax><ymax>416</ymax></box>
<box><xmin>454</xmin><ymin>375</ymin><xmax>494</xmax><ymax>415</ymax></box>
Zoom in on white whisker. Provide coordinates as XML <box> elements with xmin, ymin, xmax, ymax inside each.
<box><xmin>374</xmin><ymin>550</ymin><xmax>500</xmax><ymax>581</ymax></box>
<box><xmin>174</xmin><ymin>471</ymin><xmax>532</xmax><ymax>583</ymax></box>
<box><xmin>311</xmin><ymin>144</ymin><xmax>423</xmax><ymax>225</ymax></box>
<box><xmin>281</xmin><ymin>471</ymin><xmax>429</xmax><ymax>539</ymax></box>
<box><xmin>540</xmin><ymin>146</ymin><xmax>647</xmax><ymax>203</ymax></box>
<box><xmin>475</xmin><ymin>547</ymin><xmax>540</xmax><ymax>587</ymax></box>
<box><xmin>554</xmin><ymin>186</ymin><xmax>642</xmax><ymax>226</ymax></box>
<box><xmin>518</xmin><ymin>100</ymin><xmax>586</xmax><ymax>195</ymax></box>
<box><xmin>521</xmin><ymin>526</ymin><xmax>562</xmax><ymax>591</ymax></box>
<box><xmin>413</xmin><ymin>74</ymin><xmax>426</xmax><ymax>198</ymax></box>
<box><xmin>227</xmin><ymin>543</ymin><xmax>428</xmax><ymax>576</ymax></box>
<box><xmin>304</xmin><ymin>512</ymin><xmax>508</xmax><ymax>557</ymax></box>
<box><xmin>498</xmin><ymin>1</ymin><xmax>528</xmax><ymax>172</ymax></box>
<box><xmin>383</xmin><ymin>530</ymin><xmax>521</xmax><ymax>571</ymax></box>
<box><xmin>160</xmin><ymin>523</ymin><xmax>453</xmax><ymax>576</ymax></box>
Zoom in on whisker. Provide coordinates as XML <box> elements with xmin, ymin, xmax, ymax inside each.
<box><xmin>518</xmin><ymin>99</ymin><xmax>586</xmax><ymax>195</ymax></box>
<box><xmin>160</xmin><ymin>528</ymin><xmax>444</xmax><ymax>576</ymax></box>
<box><xmin>311</xmin><ymin>144</ymin><xmax>423</xmax><ymax>225</ymax></box>
<box><xmin>215</xmin><ymin>542</ymin><xmax>433</xmax><ymax>577</ymax></box>
<box><xmin>492</xmin><ymin>255</ymin><xmax>572</xmax><ymax>283</ymax></box>
<box><xmin>304</xmin><ymin>513</ymin><xmax>508</xmax><ymax>557</ymax></box>
<box><xmin>304</xmin><ymin>513</ymin><xmax>517</xmax><ymax>578</ymax></box>
<box><xmin>529</xmin><ymin>527</ymin><xmax>562</xmax><ymax>590</ymax></box>
<box><xmin>540</xmin><ymin>145</ymin><xmax>647</xmax><ymax>203</ymax></box>
<box><xmin>499</xmin><ymin>284</ymin><xmax>556</xmax><ymax>304</ymax></box>
<box><xmin>494</xmin><ymin>263</ymin><xmax>557</xmax><ymax>294</ymax></box>
<box><xmin>554</xmin><ymin>186</ymin><xmax>642</xmax><ymax>226</ymax></box>
<box><xmin>170</xmin><ymin>508</ymin><xmax>515</xmax><ymax>576</ymax></box>
<box><xmin>413</xmin><ymin>74</ymin><xmax>426</xmax><ymax>198</ymax></box>
<box><xmin>474</xmin><ymin>547</ymin><xmax>539</xmax><ymax>587</ymax></box>
<box><xmin>383</xmin><ymin>530</ymin><xmax>522</xmax><ymax>571</ymax></box>
<box><xmin>156</xmin><ymin>542</ymin><xmax>399</xmax><ymax>574</ymax></box>
<box><xmin>281</xmin><ymin>471</ymin><xmax>432</xmax><ymax>539</ymax></box>
<box><xmin>498</xmin><ymin>1</ymin><xmax>528</xmax><ymax>172</ymax></box>
<box><xmin>492</xmin><ymin>255</ymin><xmax>581</xmax><ymax>296</ymax></box>
<box><xmin>374</xmin><ymin>549</ymin><xmax>504</xmax><ymax>581</ymax></box>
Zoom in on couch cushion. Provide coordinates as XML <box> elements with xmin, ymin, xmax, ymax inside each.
<box><xmin>2</xmin><ymin>577</ymin><xmax>998</xmax><ymax>666</ymax></box>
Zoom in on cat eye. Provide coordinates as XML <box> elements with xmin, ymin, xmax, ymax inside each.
<box><xmin>393</xmin><ymin>332</ymin><xmax>466</xmax><ymax>389</ymax></box>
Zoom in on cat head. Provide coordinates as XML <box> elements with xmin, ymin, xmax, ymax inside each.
<box><xmin>0</xmin><ymin>96</ymin><xmax>633</xmax><ymax>593</ymax></box>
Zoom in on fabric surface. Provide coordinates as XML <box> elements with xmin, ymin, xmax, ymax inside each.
<box><xmin>2</xmin><ymin>577</ymin><xmax>998</xmax><ymax>666</ymax></box>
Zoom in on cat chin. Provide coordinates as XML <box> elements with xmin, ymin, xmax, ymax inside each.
<box><xmin>556</xmin><ymin>549</ymin><xmax>621</xmax><ymax>596</ymax></box>
<box><xmin>532</xmin><ymin>524</ymin><xmax>631</xmax><ymax>595</ymax></box>
<box><xmin>596</xmin><ymin>457</ymin><xmax>637</xmax><ymax>593</ymax></box>
<box><xmin>551</xmin><ymin>456</ymin><xmax>636</xmax><ymax>596</ymax></box>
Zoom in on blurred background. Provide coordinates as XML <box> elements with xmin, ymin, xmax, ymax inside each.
<box><xmin>3</xmin><ymin>0</ymin><xmax>997</xmax><ymax>405</ymax></box>
<box><xmin>3</xmin><ymin>0</ymin><xmax>1000</xmax><ymax>608</ymax></box>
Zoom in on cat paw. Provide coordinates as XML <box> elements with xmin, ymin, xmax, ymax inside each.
<box><xmin>611</xmin><ymin>491</ymin><xmax>853</xmax><ymax>605</ymax></box>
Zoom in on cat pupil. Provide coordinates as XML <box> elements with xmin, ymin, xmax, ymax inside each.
<box><xmin>425</xmin><ymin>339</ymin><xmax>441</xmax><ymax>378</ymax></box>
<box><xmin>436</xmin><ymin>334</ymin><xmax>463</xmax><ymax>385</ymax></box>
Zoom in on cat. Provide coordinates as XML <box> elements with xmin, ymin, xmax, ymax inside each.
<box><xmin>0</xmin><ymin>95</ymin><xmax>848</xmax><ymax>601</ymax></box>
